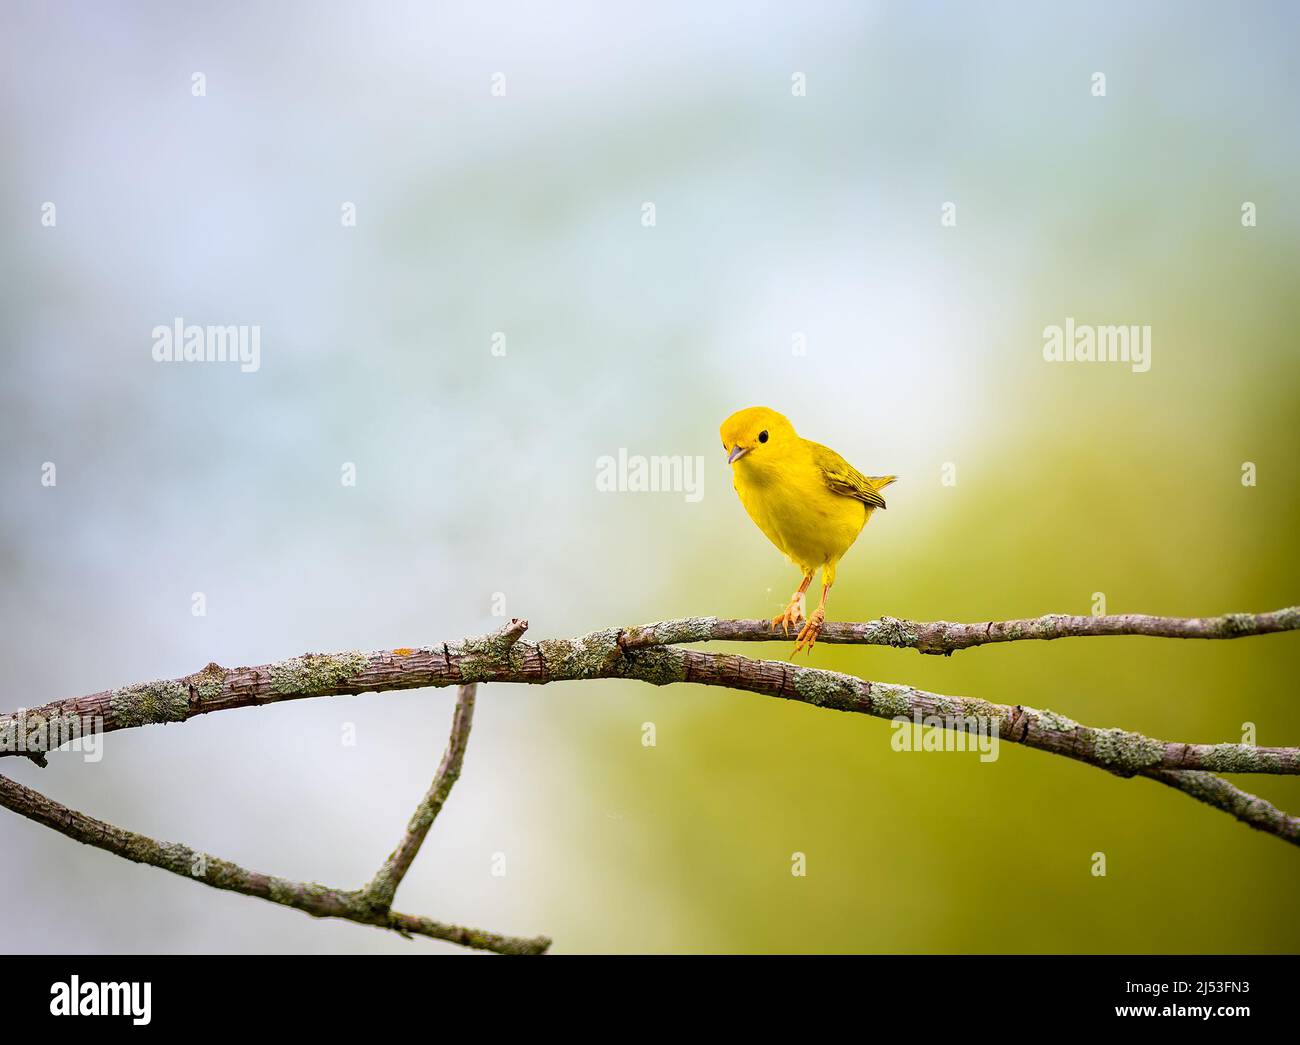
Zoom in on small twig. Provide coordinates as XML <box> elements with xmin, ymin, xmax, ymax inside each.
<box><xmin>0</xmin><ymin>769</ymin><xmax>550</xmax><ymax>954</ymax></box>
<box><xmin>357</xmin><ymin>684</ymin><xmax>478</xmax><ymax>912</ymax></box>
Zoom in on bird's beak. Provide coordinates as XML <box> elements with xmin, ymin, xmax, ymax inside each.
<box><xmin>727</xmin><ymin>445</ymin><xmax>748</xmax><ymax>464</ymax></box>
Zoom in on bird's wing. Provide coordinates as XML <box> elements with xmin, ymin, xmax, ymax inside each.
<box><xmin>808</xmin><ymin>441</ymin><xmax>896</xmax><ymax>509</ymax></box>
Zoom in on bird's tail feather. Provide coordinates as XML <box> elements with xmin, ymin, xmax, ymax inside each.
<box><xmin>866</xmin><ymin>474</ymin><xmax>897</xmax><ymax>509</ymax></box>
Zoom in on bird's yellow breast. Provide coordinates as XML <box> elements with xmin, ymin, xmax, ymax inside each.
<box><xmin>732</xmin><ymin>442</ymin><xmax>868</xmax><ymax>573</ymax></box>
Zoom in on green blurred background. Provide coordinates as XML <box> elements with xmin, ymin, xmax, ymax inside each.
<box><xmin>1</xmin><ymin>1</ymin><xmax>1297</xmax><ymax>952</ymax></box>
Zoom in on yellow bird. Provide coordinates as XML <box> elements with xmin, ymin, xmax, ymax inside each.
<box><xmin>720</xmin><ymin>406</ymin><xmax>896</xmax><ymax>654</ymax></box>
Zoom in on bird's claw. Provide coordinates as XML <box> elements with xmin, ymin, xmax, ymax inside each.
<box><xmin>792</xmin><ymin>608</ymin><xmax>825</xmax><ymax>656</ymax></box>
<box><xmin>771</xmin><ymin>591</ymin><xmax>807</xmax><ymax>637</ymax></box>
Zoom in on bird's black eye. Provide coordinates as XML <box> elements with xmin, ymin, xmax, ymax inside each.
<box><xmin>758</xmin><ymin>430</ymin><xmax>769</xmax><ymax>443</ymax></box>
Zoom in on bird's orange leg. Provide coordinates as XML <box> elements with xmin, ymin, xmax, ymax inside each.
<box><xmin>772</xmin><ymin>572</ymin><xmax>813</xmax><ymax>636</ymax></box>
<box><xmin>793</xmin><ymin>583</ymin><xmax>830</xmax><ymax>656</ymax></box>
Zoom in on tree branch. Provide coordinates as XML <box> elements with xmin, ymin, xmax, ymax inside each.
<box><xmin>357</xmin><ymin>683</ymin><xmax>477</xmax><ymax>912</ymax></box>
<box><xmin>0</xmin><ymin>770</ymin><xmax>550</xmax><ymax>954</ymax></box>
<box><xmin>662</xmin><ymin>649</ymin><xmax>1300</xmax><ymax>776</ymax></box>
<box><xmin>7</xmin><ymin>609</ymin><xmax>1295</xmax><ymax>760</ymax></box>
<box><xmin>618</xmin><ymin>606</ymin><xmax>1300</xmax><ymax>654</ymax></box>
<box><xmin>0</xmin><ymin>673</ymin><xmax>550</xmax><ymax>955</ymax></box>
<box><xmin>1146</xmin><ymin>770</ymin><xmax>1300</xmax><ymax>845</ymax></box>
<box><xmin>1</xmin><ymin>605</ymin><xmax>1296</xmax><ymax>956</ymax></box>
<box><xmin>5</xmin><ymin>615</ymin><xmax>1294</xmax><ymax>776</ymax></box>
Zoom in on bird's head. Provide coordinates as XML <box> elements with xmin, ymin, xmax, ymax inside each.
<box><xmin>719</xmin><ymin>406</ymin><xmax>797</xmax><ymax>465</ymax></box>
